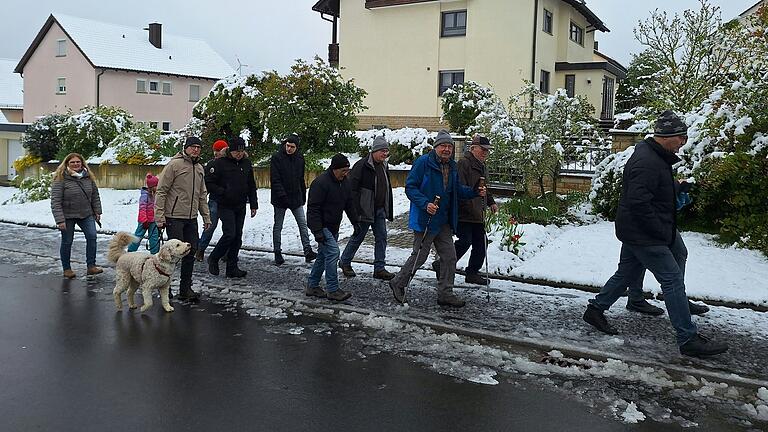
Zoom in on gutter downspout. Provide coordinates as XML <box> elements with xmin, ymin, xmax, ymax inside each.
<box><xmin>96</xmin><ymin>69</ymin><xmax>105</xmax><ymax>107</ymax></box>
<box><xmin>531</xmin><ymin>0</ymin><xmax>539</xmax><ymax>85</ymax></box>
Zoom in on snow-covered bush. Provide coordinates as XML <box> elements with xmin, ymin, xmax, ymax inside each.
<box><xmin>441</xmin><ymin>81</ymin><xmax>497</xmax><ymax>135</ymax></box>
<box><xmin>356</xmin><ymin>128</ymin><xmax>434</xmax><ymax>165</ymax></box>
<box><xmin>4</xmin><ymin>168</ymin><xmax>52</xmax><ymax>204</ymax></box>
<box><xmin>56</xmin><ymin>106</ymin><xmax>132</xmax><ymax>159</ymax></box>
<box><xmin>110</xmin><ymin>124</ymin><xmax>164</xmax><ymax>165</ymax></box>
<box><xmin>22</xmin><ymin>113</ymin><xmax>67</xmax><ymax>161</ymax></box>
<box><xmin>589</xmin><ymin>146</ymin><xmax>635</xmax><ymax>220</ymax></box>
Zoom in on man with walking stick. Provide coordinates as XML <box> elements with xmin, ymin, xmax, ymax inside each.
<box><xmin>389</xmin><ymin>130</ymin><xmax>485</xmax><ymax>307</ymax></box>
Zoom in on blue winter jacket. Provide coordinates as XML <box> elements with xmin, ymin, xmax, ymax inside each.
<box><xmin>406</xmin><ymin>150</ymin><xmax>477</xmax><ymax>233</ymax></box>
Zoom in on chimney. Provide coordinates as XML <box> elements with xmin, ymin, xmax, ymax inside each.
<box><xmin>148</xmin><ymin>23</ymin><xmax>162</xmax><ymax>49</ymax></box>
<box><xmin>594</xmin><ymin>40</ymin><xmax>599</xmax><ymax>51</ymax></box>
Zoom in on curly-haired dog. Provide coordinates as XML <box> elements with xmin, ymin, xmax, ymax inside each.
<box><xmin>107</xmin><ymin>232</ymin><xmax>191</xmax><ymax>313</ymax></box>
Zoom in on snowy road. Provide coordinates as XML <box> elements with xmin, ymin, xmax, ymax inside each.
<box><xmin>0</xmin><ymin>223</ymin><xmax>766</xmax><ymax>429</ymax></box>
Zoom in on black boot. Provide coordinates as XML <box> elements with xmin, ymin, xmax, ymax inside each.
<box><xmin>178</xmin><ymin>288</ymin><xmax>200</xmax><ymax>302</ymax></box>
<box><xmin>208</xmin><ymin>256</ymin><xmax>219</xmax><ymax>276</ymax></box>
<box><xmin>688</xmin><ymin>300</ymin><xmax>710</xmax><ymax>315</ymax></box>
<box><xmin>340</xmin><ymin>263</ymin><xmax>356</xmax><ymax>278</ymax></box>
<box><xmin>583</xmin><ymin>304</ymin><xmax>618</xmax><ymax>335</ymax></box>
<box><xmin>437</xmin><ymin>293</ymin><xmax>466</xmax><ymax>308</ymax></box>
<box><xmin>465</xmin><ymin>272</ymin><xmax>489</xmax><ymax>285</ymax></box>
<box><xmin>626</xmin><ymin>299</ymin><xmax>665</xmax><ymax>316</ymax></box>
<box><xmin>274</xmin><ymin>252</ymin><xmax>285</xmax><ymax>266</ymax></box>
<box><xmin>304</xmin><ymin>250</ymin><xmax>318</xmax><ymax>263</ymax></box>
<box><xmin>389</xmin><ymin>280</ymin><xmax>405</xmax><ymax>304</ymax></box>
<box><xmin>326</xmin><ymin>288</ymin><xmax>351</xmax><ymax>302</ymax></box>
<box><xmin>680</xmin><ymin>334</ymin><xmax>728</xmax><ymax>357</ymax></box>
<box><xmin>226</xmin><ymin>268</ymin><xmax>247</xmax><ymax>278</ymax></box>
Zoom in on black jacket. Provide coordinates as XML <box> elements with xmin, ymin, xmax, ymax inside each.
<box><xmin>349</xmin><ymin>155</ymin><xmax>393</xmax><ymax>224</ymax></box>
<box><xmin>203</xmin><ymin>159</ymin><xmax>222</xmax><ymax>202</ymax></box>
<box><xmin>615</xmin><ymin>138</ymin><xmax>679</xmax><ymax>246</ymax></box>
<box><xmin>270</xmin><ymin>147</ymin><xmax>306</xmax><ymax>210</ymax></box>
<box><xmin>307</xmin><ymin>169</ymin><xmax>359</xmax><ymax>237</ymax></box>
<box><xmin>205</xmin><ymin>154</ymin><xmax>258</xmax><ymax>209</ymax></box>
<box><xmin>457</xmin><ymin>151</ymin><xmax>496</xmax><ymax>224</ymax></box>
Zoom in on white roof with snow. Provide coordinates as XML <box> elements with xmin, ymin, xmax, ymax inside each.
<box><xmin>0</xmin><ymin>59</ymin><xmax>23</xmax><ymax>108</ymax></box>
<box><xmin>21</xmin><ymin>14</ymin><xmax>235</xmax><ymax>80</ymax></box>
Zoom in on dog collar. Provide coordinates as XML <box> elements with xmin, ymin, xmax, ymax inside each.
<box><xmin>152</xmin><ymin>258</ymin><xmax>172</xmax><ymax>278</ymax></box>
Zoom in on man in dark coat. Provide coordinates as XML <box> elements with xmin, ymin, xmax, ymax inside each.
<box><xmin>583</xmin><ymin>110</ymin><xmax>728</xmax><ymax>358</ymax></box>
<box><xmin>196</xmin><ymin>139</ymin><xmax>229</xmax><ymax>262</ymax></box>
<box><xmin>339</xmin><ymin>136</ymin><xmax>395</xmax><ymax>280</ymax></box>
<box><xmin>205</xmin><ymin>137</ymin><xmax>258</xmax><ymax>278</ymax></box>
<box><xmin>306</xmin><ymin>154</ymin><xmax>360</xmax><ymax>301</ymax></box>
<box><xmin>270</xmin><ymin>134</ymin><xmax>316</xmax><ymax>265</ymax></box>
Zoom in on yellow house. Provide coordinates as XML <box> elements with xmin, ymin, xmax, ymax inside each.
<box><xmin>313</xmin><ymin>0</ymin><xmax>626</xmax><ymax>130</ymax></box>
<box><xmin>0</xmin><ymin>58</ymin><xmax>26</xmax><ymax>182</ymax></box>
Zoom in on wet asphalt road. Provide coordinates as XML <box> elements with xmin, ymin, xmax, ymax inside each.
<box><xmin>0</xmin><ymin>263</ymin><xmax>692</xmax><ymax>432</ymax></box>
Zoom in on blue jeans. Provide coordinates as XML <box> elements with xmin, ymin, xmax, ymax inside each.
<box><xmin>590</xmin><ymin>232</ymin><xmax>697</xmax><ymax>345</ymax></box>
<box><xmin>273</xmin><ymin>206</ymin><xmax>312</xmax><ymax>254</ymax></box>
<box><xmin>197</xmin><ymin>199</ymin><xmax>219</xmax><ymax>252</ymax></box>
<box><xmin>127</xmin><ymin>222</ymin><xmax>160</xmax><ymax>254</ymax></box>
<box><xmin>627</xmin><ymin>231</ymin><xmax>688</xmax><ymax>302</ymax></box>
<box><xmin>340</xmin><ymin>208</ymin><xmax>388</xmax><ymax>271</ymax></box>
<box><xmin>60</xmin><ymin>216</ymin><xmax>98</xmax><ymax>270</ymax></box>
<box><xmin>308</xmin><ymin>228</ymin><xmax>340</xmax><ymax>293</ymax></box>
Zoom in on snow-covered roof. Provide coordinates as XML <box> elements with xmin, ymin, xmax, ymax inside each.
<box><xmin>0</xmin><ymin>58</ymin><xmax>23</xmax><ymax>108</ymax></box>
<box><xmin>15</xmin><ymin>14</ymin><xmax>235</xmax><ymax>80</ymax></box>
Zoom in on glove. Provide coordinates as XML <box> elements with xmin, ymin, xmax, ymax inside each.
<box><xmin>142</xmin><ymin>222</ymin><xmax>150</xmax><ymax>229</ymax></box>
<box><xmin>313</xmin><ymin>231</ymin><xmax>326</xmax><ymax>244</ymax></box>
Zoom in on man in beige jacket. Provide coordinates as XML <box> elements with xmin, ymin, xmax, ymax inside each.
<box><xmin>155</xmin><ymin>136</ymin><xmax>211</xmax><ymax>301</ymax></box>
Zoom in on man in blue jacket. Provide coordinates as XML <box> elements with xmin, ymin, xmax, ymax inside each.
<box><xmin>582</xmin><ymin>111</ymin><xmax>727</xmax><ymax>357</ymax></box>
<box><xmin>389</xmin><ymin>130</ymin><xmax>484</xmax><ymax>308</ymax></box>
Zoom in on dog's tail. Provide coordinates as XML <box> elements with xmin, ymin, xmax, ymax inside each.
<box><xmin>107</xmin><ymin>232</ymin><xmax>138</xmax><ymax>263</ymax></box>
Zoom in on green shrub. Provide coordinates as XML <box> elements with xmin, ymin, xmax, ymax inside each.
<box><xmin>22</xmin><ymin>113</ymin><xmax>67</xmax><ymax>161</ymax></box>
<box><xmin>498</xmin><ymin>192</ymin><xmax>585</xmax><ymax>226</ymax></box>
<box><xmin>589</xmin><ymin>147</ymin><xmax>634</xmax><ymax>220</ymax></box>
<box><xmin>57</xmin><ymin>106</ymin><xmax>133</xmax><ymax>159</ymax></box>
<box><xmin>5</xmin><ymin>168</ymin><xmax>52</xmax><ymax>204</ymax></box>
<box><xmin>112</xmin><ymin>124</ymin><xmax>163</xmax><ymax>164</ymax></box>
<box><xmin>441</xmin><ymin>81</ymin><xmax>497</xmax><ymax>135</ymax></box>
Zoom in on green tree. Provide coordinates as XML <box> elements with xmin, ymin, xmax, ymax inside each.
<box><xmin>440</xmin><ymin>81</ymin><xmax>497</xmax><ymax>135</ymax></box>
<box><xmin>56</xmin><ymin>106</ymin><xmax>133</xmax><ymax>159</ymax></box>
<box><xmin>22</xmin><ymin>113</ymin><xmax>67</xmax><ymax>161</ymax></box>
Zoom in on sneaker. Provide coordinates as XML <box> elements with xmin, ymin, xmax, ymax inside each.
<box><xmin>194</xmin><ymin>250</ymin><xmax>204</xmax><ymax>262</ymax></box>
<box><xmin>326</xmin><ymin>289</ymin><xmax>352</xmax><ymax>302</ymax></box>
<box><xmin>373</xmin><ymin>269</ymin><xmax>395</xmax><ymax>280</ymax></box>
<box><xmin>626</xmin><ymin>299</ymin><xmax>665</xmax><ymax>316</ymax></box>
<box><xmin>305</xmin><ymin>250</ymin><xmax>318</xmax><ymax>262</ymax></box>
<box><xmin>465</xmin><ymin>272</ymin><xmax>489</xmax><ymax>285</ymax></box>
<box><xmin>583</xmin><ymin>304</ymin><xmax>618</xmax><ymax>335</ymax></box>
<box><xmin>208</xmin><ymin>256</ymin><xmax>220</xmax><ymax>276</ymax></box>
<box><xmin>226</xmin><ymin>268</ymin><xmax>247</xmax><ymax>278</ymax></box>
<box><xmin>389</xmin><ymin>280</ymin><xmax>405</xmax><ymax>304</ymax></box>
<box><xmin>432</xmin><ymin>260</ymin><xmax>441</xmax><ymax>278</ymax></box>
<box><xmin>274</xmin><ymin>252</ymin><xmax>285</xmax><ymax>266</ymax></box>
<box><xmin>178</xmin><ymin>290</ymin><xmax>200</xmax><ymax>302</ymax></box>
<box><xmin>63</xmin><ymin>269</ymin><xmax>76</xmax><ymax>279</ymax></box>
<box><xmin>305</xmin><ymin>285</ymin><xmax>326</xmax><ymax>298</ymax></box>
<box><xmin>688</xmin><ymin>300</ymin><xmax>710</xmax><ymax>315</ymax></box>
<box><xmin>437</xmin><ymin>293</ymin><xmax>466</xmax><ymax>308</ymax></box>
<box><xmin>680</xmin><ymin>334</ymin><xmax>728</xmax><ymax>357</ymax></box>
<box><xmin>87</xmin><ymin>266</ymin><xmax>103</xmax><ymax>275</ymax></box>
<box><xmin>340</xmin><ymin>263</ymin><xmax>356</xmax><ymax>278</ymax></box>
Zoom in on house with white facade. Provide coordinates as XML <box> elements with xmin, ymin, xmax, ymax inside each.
<box><xmin>14</xmin><ymin>13</ymin><xmax>234</xmax><ymax>133</ymax></box>
<box><xmin>0</xmin><ymin>58</ymin><xmax>26</xmax><ymax>181</ymax></box>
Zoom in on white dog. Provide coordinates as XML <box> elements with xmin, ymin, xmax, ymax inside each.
<box><xmin>107</xmin><ymin>232</ymin><xmax>191</xmax><ymax>313</ymax></box>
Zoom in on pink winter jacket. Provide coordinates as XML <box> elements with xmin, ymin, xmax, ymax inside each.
<box><xmin>137</xmin><ymin>187</ymin><xmax>155</xmax><ymax>223</ymax></box>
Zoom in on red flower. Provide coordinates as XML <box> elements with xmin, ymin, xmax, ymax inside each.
<box><xmin>512</xmin><ymin>234</ymin><xmax>521</xmax><ymax>242</ymax></box>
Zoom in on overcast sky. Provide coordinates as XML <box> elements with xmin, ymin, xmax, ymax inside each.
<box><xmin>0</xmin><ymin>0</ymin><xmax>755</xmax><ymax>73</ymax></box>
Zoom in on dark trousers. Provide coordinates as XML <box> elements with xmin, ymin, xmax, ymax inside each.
<box><xmin>454</xmin><ymin>222</ymin><xmax>486</xmax><ymax>274</ymax></box>
<box><xmin>165</xmin><ymin>217</ymin><xmax>199</xmax><ymax>292</ymax></box>
<box><xmin>210</xmin><ymin>205</ymin><xmax>246</xmax><ymax>272</ymax></box>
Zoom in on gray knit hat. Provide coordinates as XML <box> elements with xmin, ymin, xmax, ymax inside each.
<box><xmin>654</xmin><ymin>110</ymin><xmax>688</xmax><ymax>137</ymax></box>
<box><xmin>433</xmin><ymin>129</ymin><xmax>453</xmax><ymax>146</ymax></box>
<box><xmin>371</xmin><ymin>136</ymin><xmax>389</xmax><ymax>153</ymax></box>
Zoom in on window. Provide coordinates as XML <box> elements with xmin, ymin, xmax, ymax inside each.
<box><xmin>136</xmin><ymin>79</ymin><xmax>147</xmax><ymax>93</ymax></box>
<box><xmin>570</xmin><ymin>21</ymin><xmax>584</xmax><ymax>46</ymax></box>
<box><xmin>539</xmin><ymin>70</ymin><xmax>550</xmax><ymax>94</ymax></box>
<box><xmin>543</xmin><ymin>9</ymin><xmax>553</xmax><ymax>34</ymax></box>
<box><xmin>149</xmin><ymin>121</ymin><xmax>159</xmax><ymax>129</ymax></box>
<box><xmin>149</xmin><ymin>80</ymin><xmax>159</xmax><ymax>93</ymax></box>
<box><xmin>439</xmin><ymin>70</ymin><xmax>464</xmax><ymax>95</ymax></box>
<box><xmin>189</xmin><ymin>84</ymin><xmax>200</xmax><ymax>102</ymax></box>
<box><xmin>565</xmin><ymin>74</ymin><xmax>576</xmax><ymax>98</ymax></box>
<box><xmin>441</xmin><ymin>10</ymin><xmax>467</xmax><ymax>37</ymax></box>
<box><xmin>162</xmin><ymin>82</ymin><xmax>172</xmax><ymax>95</ymax></box>
<box><xmin>56</xmin><ymin>78</ymin><xmax>66</xmax><ymax>94</ymax></box>
<box><xmin>56</xmin><ymin>39</ymin><xmax>67</xmax><ymax>57</ymax></box>
<box><xmin>162</xmin><ymin>121</ymin><xmax>171</xmax><ymax>132</ymax></box>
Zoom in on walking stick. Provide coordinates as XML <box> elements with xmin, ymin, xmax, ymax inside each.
<box><xmin>480</xmin><ymin>177</ymin><xmax>491</xmax><ymax>301</ymax></box>
<box><xmin>403</xmin><ymin>195</ymin><xmax>441</xmax><ymax>303</ymax></box>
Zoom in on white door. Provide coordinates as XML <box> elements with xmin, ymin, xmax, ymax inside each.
<box><xmin>7</xmin><ymin>139</ymin><xmax>23</xmax><ymax>179</ymax></box>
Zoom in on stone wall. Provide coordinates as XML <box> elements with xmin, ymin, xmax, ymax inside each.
<box><xmin>356</xmin><ymin>115</ymin><xmax>447</xmax><ymax>131</ymax></box>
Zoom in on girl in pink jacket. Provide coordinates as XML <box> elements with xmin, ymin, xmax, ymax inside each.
<box><xmin>128</xmin><ymin>173</ymin><xmax>160</xmax><ymax>254</ymax></box>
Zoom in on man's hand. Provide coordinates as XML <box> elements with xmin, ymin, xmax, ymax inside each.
<box><xmin>313</xmin><ymin>231</ymin><xmax>325</xmax><ymax>244</ymax></box>
<box><xmin>490</xmin><ymin>203</ymin><xmax>499</xmax><ymax>214</ymax></box>
<box><xmin>477</xmin><ymin>186</ymin><xmax>487</xmax><ymax>197</ymax></box>
<box><xmin>250</xmin><ymin>208</ymin><xmax>257</xmax><ymax>218</ymax></box>
<box><xmin>57</xmin><ymin>222</ymin><xmax>66</xmax><ymax>231</ymax></box>
<box><xmin>426</xmin><ymin>203</ymin><xmax>439</xmax><ymax>216</ymax></box>
<box><xmin>203</xmin><ymin>223</ymin><xmax>211</xmax><ymax>231</ymax></box>
<box><xmin>156</xmin><ymin>221</ymin><xmax>165</xmax><ymax>229</ymax></box>
<box><xmin>95</xmin><ymin>214</ymin><xmax>101</xmax><ymax>223</ymax></box>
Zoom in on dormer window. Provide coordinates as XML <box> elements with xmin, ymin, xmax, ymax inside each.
<box><xmin>56</xmin><ymin>39</ymin><xmax>67</xmax><ymax>57</ymax></box>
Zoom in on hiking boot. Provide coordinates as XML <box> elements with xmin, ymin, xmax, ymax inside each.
<box><xmin>305</xmin><ymin>285</ymin><xmax>326</xmax><ymax>298</ymax></box>
<box><xmin>178</xmin><ymin>289</ymin><xmax>200</xmax><ymax>302</ymax></box>
<box><xmin>432</xmin><ymin>260</ymin><xmax>440</xmax><ymax>278</ymax></box>
<box><xmin>373</xmin><ymin>269</ymin><xmax>395</xmax><ymax>280</ymax></box>
<box><xmin>63</xmin><ymin>269</ymin><xmax>76</xmax><ymax>279</ymax></box>
<box><xmin>688</xmin><ymin>300</ymin><xmax>710</xmax><ymax>315</ymax></box>
<box><xmin>274</xmin><ymin>252</ymin><xmax>285</xmax><ymax>266</ymax></box>
<box><xmin>465</xmin><ymin>272</ymin><xmax>489</xmax><ymax>285</ymax></box>
<box><xmin>389</xmin><ymin>280</ymin><xmax>405</xmax><ymax>304</ymax></box>
<box><xmin>87</xmin><ymin>266</ymin><xmax>103</xmax><ymax>275</ymax></box>
<box><xmin>437</xmin><ymin>293</ymin><xmax>466</xmax><ymax>308</ymax></box>
<box><xmin>194</xmin><ymin>250</ymin><xmax>204</xmax><ymax>262</ymax></box>
<box><xmin>626</xmin><ymin>299</ymin><xmax>665</xmax><ymax>316</ymax></box>
<box><xmin>326</xmin><ymin>289</ymin><xmax>352</xmax><ymax>302</ymax></box>
<box><xmin>340</xmin><ymin>263</ymin><xmax>356</xmax><ymax>278</ymax></box>
<box><xmin>208</xmin><ymin>256</ymin><xmax>220</xmax><ymax>276</ymax></box>
<box><xmin>680</xmin><ymin>334</ymin><xmax>729</xmax><ymax>357</ymax></box>
<box><xmin>305</xmin><ymin>250</ymin><xmax>318</xmax><ymax>262</ymax></box>
<box><xmin>226</xmin><ymin>268</ymin><xmax>247</xmax><ymax>278</ymax></box>
<box><xmin>583</xmin><ymin>304</ymin><xmax>619</xmax><ymax>335</ymax></box>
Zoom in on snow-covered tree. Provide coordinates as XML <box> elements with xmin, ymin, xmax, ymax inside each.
<box><xmin>441</xmin><ymin>81</ymin><xmax>497</xmax><ymax>135</ymax></box>
<box><xmin>56</xmin><ymin>106</ymin><xmax>133</xmax><ymax>159</ymax></box>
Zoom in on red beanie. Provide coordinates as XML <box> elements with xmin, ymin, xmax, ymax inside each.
<box><xmin>146</xmin><ymin>173</ymin><xmax>159</xmax><ymax>188</ymax></box>
<box><xmin>212</xmin><ymin>139</ymin><xmax>228</xmax><ymax>152</ymax></box>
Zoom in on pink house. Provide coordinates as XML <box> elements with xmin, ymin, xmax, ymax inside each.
<box><xmin>14</xmin><ymin>13</ymin><xmax>234</xmax><ymax>132</ymax></box>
